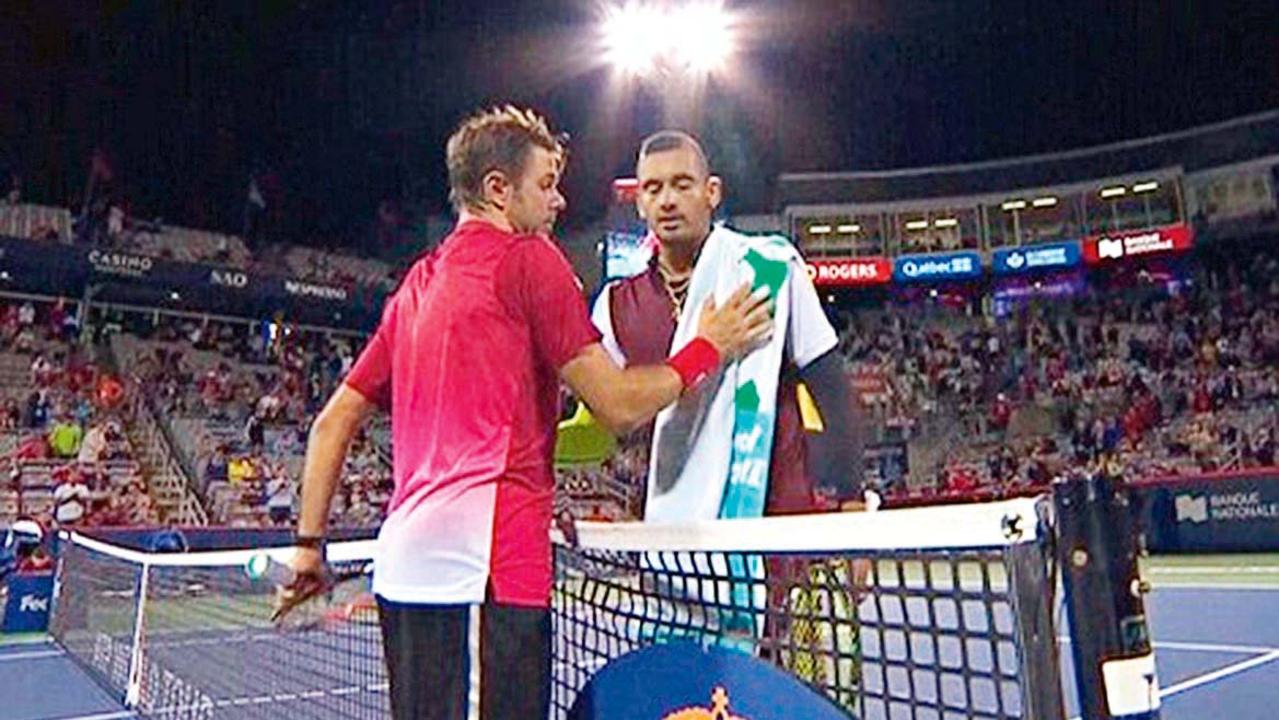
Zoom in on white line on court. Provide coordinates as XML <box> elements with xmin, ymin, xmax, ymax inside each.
<box><xmin>1151</xmin><ymin>566</ymin><xmax>1279</xmax><ymax>575</ymax></box>
<box><xmin>1151</xmin><ymin>581</ymin><xmax>1279</xmax><ymax>591</ymax></box>
<box><xmin>1159</xmin><ymin>650</ymin><xmax>1279</xmax><ymax>699</ymax></box>
<box><xmin>43</xmin><ymin>711</ymin><xmax>136</xmax><ymax>720</ymax></box>
<box><xmin>1067</xmin><ymin>649</ymin><xmax>1279</xmax><ymax>719</ymax></box>
<box><xmin>1057</xmin><ymin>636</ymin><xmax>1279</xmax><ymax>655</ymax></box>
<box><xmin>0</xmin><ymin>648</ymin><xmax>65</xmax><ymax>662</ymax></box>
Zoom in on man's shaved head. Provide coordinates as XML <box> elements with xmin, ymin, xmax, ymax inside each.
<box><xmin>636</xmin><ymin>130</ymin><xmax>710</xmax><ymax>178</ymax></box>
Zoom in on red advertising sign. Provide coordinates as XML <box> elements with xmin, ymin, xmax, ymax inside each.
<box><xmin>1082</xmin><ymin>224</ymin><xmax>1195</xmax><ymax>265</ymax></box>
<box><xmin>806</xmin><ymin>258</ymin><xmax>893</xmax><ymax>287</ymax></box>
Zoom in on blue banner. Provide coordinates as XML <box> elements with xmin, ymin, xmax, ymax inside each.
<box><xmin>2</xmin><ymin>572</ymin><xmax>54</xmax><ymax>633</ymax></box>
<box><xmin>893</xmin><ymin>251</ymin><xmax>983</xmax><ymax>283</ymax></box>
<box><xmin>0</xmin><ymin>235</ymin><xmax>386</xmax><ymax>329</ymax></box>
<box><xmin>992</xmin><ymin>241</ymin><xmax>1082</xmax><ymax>275</ymax></box>
<box><xmin>1137</xmin><ymin>471</ymin><xmax>1279</xmax><ymax>553</ymax></box>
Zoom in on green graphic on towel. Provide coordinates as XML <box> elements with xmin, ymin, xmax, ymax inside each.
<box><xmin>721</xmin><ymin>379</ymin><xmax>770</xmax><ymax>519</ymax></box>
<box><xmin>743</xmin><ymin>248</ymin><xmax>789</xmax><ymax>301</ymax></box>
<box><xmin>734</xmin><ymin>380</ymin><xmax>760</xmax><ymax>413</ymax></box>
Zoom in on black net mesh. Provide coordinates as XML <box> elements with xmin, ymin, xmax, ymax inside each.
<box><xmin>51</xmin><ymin>497</ymin><xmax>1063</xmax><ymax>720</ymax></box>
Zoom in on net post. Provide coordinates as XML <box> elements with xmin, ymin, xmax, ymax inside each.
<box><xmin>124</xmin><ymin>562</ymin><xmax>150</xmax><ymax>708</ymax></box>
<box><xmin>1054</xmin><ymin>472</ymin><xmax>1160</xmax><ymax>720</ymax></box>
<box><xmin>1005</xmin><ymin>498</ymin><xmax>1066</xmax><ymax>720</ymax></box>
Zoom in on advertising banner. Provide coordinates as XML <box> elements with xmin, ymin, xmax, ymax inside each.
<box><xmin>806</xmin><ymin>257</ymin><xmax>893</xmax><ymax>287</ymax></box>
<box><xmin>1137</xmin><ymin>470</ymin><xmax>1279</xmax><ymax>553</ymax></box>
<box><xmin>2</xmin><ymin>572</ymin><xmax>54</xmax><ymax>633</ymax></box>
<box><xmin>892</xmin><ymin>251</ymin><xmax>983</xmax><ymax>283</ymax></box>
<box><xmin>1082</xmin><ymin>224</ymin><xmax>1194</xmax><ymax>265</ymax></box>
<box><xmin>991</xmin><ymin>241</ymin><xmax>1082</xmax><ymax>275</ymax></box>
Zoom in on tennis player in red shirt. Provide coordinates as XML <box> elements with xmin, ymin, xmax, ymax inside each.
<box><xmin>285</xmin><ymin>106</ymin><xmax>772</xmax><ymax>720</ymax></box>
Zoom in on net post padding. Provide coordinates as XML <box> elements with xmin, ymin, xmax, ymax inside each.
<box><xmin>1006</xmin><ymin>523</ymin><xmax>1066</xmax><ymax>719</ymax></box>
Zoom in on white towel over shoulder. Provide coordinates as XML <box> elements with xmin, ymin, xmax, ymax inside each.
<box><xmin>645</xmin><ymin>225</ymin><xmax>804</xmax><ymax>523</ymax></box>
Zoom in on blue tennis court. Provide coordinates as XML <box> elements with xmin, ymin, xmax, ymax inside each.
<box><xmin>6</xmin><ymin>575</ymin><xmax>1277</xmax><ymax>719</ymax></box>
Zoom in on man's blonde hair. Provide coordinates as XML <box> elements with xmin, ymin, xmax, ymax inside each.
<box><xmin>446</xmin><ymin>105</ymin><xmax>567</xmax><ymax>213</ymax></box>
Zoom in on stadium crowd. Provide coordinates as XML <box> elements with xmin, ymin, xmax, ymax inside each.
<box><xmin>0</xmin><ymin>299</ymin><xmax>150</xmax><ymax>530</ymax></box>
<box><xmin>114</xmin><ymin>312</ymin><xmax>392</xmax><ymax>528</ymax></box>
<box><xmin>838</xmin><ymin>245</ymin><xmax>1279</xmax><ymax>501</ymax></box>
<box><xmin>4</xmin><ymin>194</ymin><xmax>1279</xmax><ymax>527</ymax></box>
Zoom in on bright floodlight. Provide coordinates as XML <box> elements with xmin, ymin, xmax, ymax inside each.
<box><xmin>602</xmin><ymin>2</ymin><xmax>734</xmax><ymax>76</ymax></box>
<box><xmin>673</xmin><ymin>3</ymin><xmax>734</xmax><ymax>72</ymax></box>
<box><xmin>602</xmin><ymin>4</ymin><xmax>662</xmax><ymax>75</ymax></box>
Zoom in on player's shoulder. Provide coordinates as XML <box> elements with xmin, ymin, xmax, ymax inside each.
<box><xmin>508</xmin><ymin>232</ymin><xmax>570</xmax><ymax>259</ymax></box>
<box><xmin>492</xmin><ymin>234</ymin><xmax>577</xmax><ymax>283</ymax></box>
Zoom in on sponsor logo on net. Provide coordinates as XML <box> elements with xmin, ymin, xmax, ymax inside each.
<box><xmin>1175</xmin><ymin>492</ymin><xmax>1279</xmax><ymax>523</ymax></box>
<box><xmin>901</xmin><ymin>255</ymin><xmax>974</xmax><ymax>279</ymax></box>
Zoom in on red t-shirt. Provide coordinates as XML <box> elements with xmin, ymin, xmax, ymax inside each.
<box><xmin>345</xmin><ymin>220</ymin><xmax>599</xmax><ymax>607</ymax></box>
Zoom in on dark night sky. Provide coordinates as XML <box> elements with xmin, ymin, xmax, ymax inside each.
<box><xmin>2</xmin><ymin>0</ymin><xmax>1277</xmax><ymax>248</ymax></box>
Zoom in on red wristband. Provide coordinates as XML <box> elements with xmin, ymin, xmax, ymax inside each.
<box><xmin>667</xmin><ymin>337</ymin><xmax>721</xmax><ymax>391</ymax></box>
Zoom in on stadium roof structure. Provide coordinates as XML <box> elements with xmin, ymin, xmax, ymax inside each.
<box><xmin>779</xmin><ymin>109</ymin><xmax>1279</xmax><ymax>207</ymax></box>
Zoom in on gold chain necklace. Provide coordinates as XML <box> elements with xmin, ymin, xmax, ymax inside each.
<box><xmin>657</xmin><ymin>262</ymin><xmax>691</xmax><ymax>321</ymax></box>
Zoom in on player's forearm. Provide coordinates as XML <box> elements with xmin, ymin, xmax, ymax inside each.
<box><xmin>590</xmin><ymin>364</ymin><xmax>686</xmax><ymax>435</ymax></box>
<box><xmin>297</xmin><ymin>386</ymin><xmax>373</xmax><ymax>537</ymax></box>
<box><xmin>297</xmin><ymin>415</ymin><xmax>354</xmax><ymax>537</ymax></box>
<box><xmin>798</xmin><ymin>349</ymin><xmax>867</xmax><ymax>499</ymax></box>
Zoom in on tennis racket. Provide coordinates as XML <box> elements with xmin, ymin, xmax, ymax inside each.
<box><xmin>246</xmin><ymin>553</ymin><xmax>377</xmax><ymax>632</ymax></box>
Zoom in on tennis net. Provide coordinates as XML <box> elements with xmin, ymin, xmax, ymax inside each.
<box><xmin>51</xmin><ymin>495</ymin><xmax>1065</xmax><ymax>719</ymax></box>
<box><xmin>50</xmin><ymin>533</ymin><xmax>385</xmax><ymax>719</ymax></box>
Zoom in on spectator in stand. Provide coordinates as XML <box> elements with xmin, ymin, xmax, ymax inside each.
<box><xmin>128</xmin><ymin>481</ymin><xmax>157</xmax><ymax>525</ymax></box>
<box><xmin>18</xmin><ymin>543</ymin><xmax>54</xmax><ymax>573</ymax></box>
<box><xmin>73</xmin><ymin>393</ymin><xmax>94</xmax><ymax>428</ymax></box>
<box><xmin>1</xmin><ymin>398</ymin><xmax>18</xmax><ymax>429</ymax></box>
<box><xmin>4</xmin><ymin>459</ymin><xmax>20</xmax><ymax>493</ymax></box>
<box><xmin>228</xmin><ymin>453</ymin><xmax>258</xmax><ymax>486</ymax></box>
<box><xmin>13</xmin><ymin>322</ymin><xmax>35</xmax><ymax>353</ymax></box>
<box><xmin>54</xmin><ymin>472</ymin><xmax>92</xmax><ymax>526</ymax></box>
<box><xmin>266</xmin><ymin>474</ymin><xmax>295</xmax><ymax>526</ymax></box>
<box><xmin>244</xmin><ymin>409</ymin><xmax>265</xmax><ymax>453</ymax></box>
<box><xmin>344</xmin><ymin>489</ymin><xmax>378</xmax><ymax>527</ymax></box>
<box><xmin>101</xmin><ymin>421</ymin><xmax>128</xmax><ymax>461</ymax></box>
<box><xmin>202</xmin><ymin>444</ymin><xmax>230</xmax><ymax>491</ymax></box>
<box><xmin>256</xmin><ymin>389</ymin><xmax>284</xmax><ymax>423</ymax></box>
<box><xmin>23</xmin><ymin>390</ymin><xmax>44</xmax><ymax>429</ymax></box>
<box><xmin>88</xmin><ymin>494</ymin><xmax>130</xmax><ymax>526</ymax></box>
<box><xmin>31</xmin><ymin>353</ymin><xmax>56</xmax><ymax>387</ymax></box>
<box><xmin>10</xmin><ymin>432</ymin><xmax>48</xmax><ymax>461</ymax></box>
<box><xmin>96</xmin><ymin>373</ymin><xmax>125</xmax><ymax>411</ymax></box>
<box><xmin>48</xmin><ymin>413</ymin><xmax>84</xmax><ymax>458</ymax></box>
<box><xmin>271</xmin><ymin>425</ymin><xmax>302</xmax><ymax>458</ymax></box>
<box><xmin>17</xmin><ymin>301</ymin><xmax>35</xmax><ymax>333</ymax></box>
<box><xmin>988</xmin><ymin>393</ymin><xmax>1012</xmax><ymax>437</ymax></box>
<box><xmin>78</xmin><ymin>420</ymin><xmax>109</xmax><ymax>464</ymax></box>
<box><xmin>0</xmin><ymin>304</ymin><xmax>19</xmax><ymax>347</ymax></box>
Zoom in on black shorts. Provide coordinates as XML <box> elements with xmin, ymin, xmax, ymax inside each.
<box><xmin>377</xmin><ymin>596</ymin><xmax>550</xmax><ymax>720</ymax></box>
